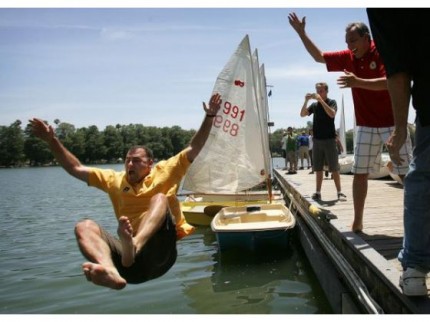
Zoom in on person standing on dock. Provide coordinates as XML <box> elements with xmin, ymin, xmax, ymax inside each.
<box><xmin>29</xmin><ymin>93</ymin><xmax>222</xmax><ymax>290</ymax></box>
<box><xmin>297</xmin><ymin>131</ymin><xmax>311</xmax><ymax>170</ymax></box>
<box><xmin>280</xmin><ymin>130</ymin><xmax>288</xmax><ymax>170</ymax></box>
<box><xmin>300</xmin><ymin>82</ymin><xmax>345</xmax><ymax>201</ymax></box>
<box><xmin>288</xmin><ymin>12</ymin><xmax>412</xmax><ymax>233</ymax></box>
<box><xmin>367</xmin><ymin>8</ymin><xmax>430</xmax><ymax>297</ymax></box>
<box><xmin>282</xmin><ymin>126</ymin><xmax>298</xmax><ymax>174</ymax></box>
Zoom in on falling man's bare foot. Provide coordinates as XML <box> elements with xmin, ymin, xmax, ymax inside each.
<box><xmin>82</xmin><ymin>262</ymin><xmax>126</xmax><ymax>290</ymax></box>
<box><xmin>117</xmin><ymin>216</ymin><xmax>136</xmax><ymax>267</ymax></box>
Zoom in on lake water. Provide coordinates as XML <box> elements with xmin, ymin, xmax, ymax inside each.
<box><xmin>0</xmin><ymin>158</ymin><xmax>331</xmax><ymax>314</ymax></box>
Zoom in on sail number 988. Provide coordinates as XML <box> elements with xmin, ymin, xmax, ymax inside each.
<box><xmin>213</xmin><ymin>101</ymin><xmax>245</xmax><ymax>137</ymax></box>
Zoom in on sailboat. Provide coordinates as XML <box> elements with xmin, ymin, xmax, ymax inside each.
<box><xmin>183</xmin><ymin>35</ymin><xmax>295</xmax><ymax>251</ymax></box>
<box><xmin>180</xmin><ymin>39</ymin><xmax>284</xmax><ymax>227</ymax></box>
<box><xmin>338</xmin><ymin>95</ymin><xmax>354</xmax><ymax>174</ymax></box>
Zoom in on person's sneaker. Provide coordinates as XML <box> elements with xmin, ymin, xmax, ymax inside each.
<box><xmin>337</xmin><ymin>192</ymin><xmax>347</xmax><ymax>200</ymax></box>
<box><xmin>311</xmin><ymin>192</ymin><xmax>321</xmax><ymax>201</ymax></box>
<box><xmin>399</xmin><ymin>268</ymin><xmax>428</xmax><ymax>296</ymax></box>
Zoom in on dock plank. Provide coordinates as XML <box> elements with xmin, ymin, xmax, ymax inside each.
<box><xmin>278</xmin><ymin>169</ymin><xmax>404</xmax><ymax>263</ymax></box>
<box><xmin>274</xmin><ymin>167</ymin><xmax>430</xmax><ymax>313</ymax></box>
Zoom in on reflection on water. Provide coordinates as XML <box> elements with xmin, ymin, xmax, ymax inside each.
<box><xmin>182</xmin><ymin>226</ymin><xmax>330</xmax><ymax>314</ymax></box>
<box><xmin>0</xmin><ymin>165</ymin><xmax>331</xmax><ymax>314</ymax></box>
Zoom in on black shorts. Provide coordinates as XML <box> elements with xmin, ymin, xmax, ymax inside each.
<box><xmin>100</xmin><ymin>212</ymin><xmax>177</xmax><ymax>284</ymax></box>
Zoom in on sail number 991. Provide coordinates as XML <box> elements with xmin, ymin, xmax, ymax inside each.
<box><xmin>213</xmin><ymin>101</ymin><xmax>245</xmax><ymax>137</ymax></box>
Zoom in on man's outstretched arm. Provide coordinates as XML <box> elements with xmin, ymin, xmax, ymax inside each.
<box><xmin>29</xmin><ymin>118</ymin><xmax>90</xmax><ymax>182</ymax></box>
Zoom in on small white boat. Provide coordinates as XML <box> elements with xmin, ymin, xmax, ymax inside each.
<box><xmin>338</xmin><ymin>97</ymin><xmax>354</xmax><ymax>174</ymax></box>
<box><xmin>339</xmin><ymin>154</ymin><xmax>354</xmax><ymax>174</ymax></box>
<box><xmin>211</xmin><ymin>204</ymin><xmax>296</xmax><ymax>251</ymax></box>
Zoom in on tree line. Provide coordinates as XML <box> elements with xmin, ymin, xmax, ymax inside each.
<box><xmin>0</xmin><ymin>119</ymin><xmax>359</xmax><ymax>168</ymax></box>
<box><xmin>0</xmin><ymin>119</ymin><xmax>196</xmax><ymax>167</ymax></box>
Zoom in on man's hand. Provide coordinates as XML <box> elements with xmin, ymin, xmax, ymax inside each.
<box><xmin>386</xmin><ymin>127</ymin><xmax>407</xmax><ymax>165</ymax></box>
<box><xmin>337</xmin><ymin>70</ymin><xmax>358</xmax><ymax>88</ymax></box>
<box><xmin>29</xmin><ymin>118</ymin><xmax>55</xmax><ymax>143</ymax></box>
<box><xmin>288</xmin><ymin>12</ymin><xmax>306</xmax><ymax>36</ymax></box>
<box><xmin>203</xmin><ymin>93</ymin><xmax>222</xmax><ymax>116</ymax></box>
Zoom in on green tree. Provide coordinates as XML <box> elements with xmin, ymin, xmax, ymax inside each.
<box><xmin>103</xmin><ymin>125</ymin><xmax>124</xmax><ymax>162</ymax></box>
<box><xmin>0</xmin><ymin>120</ymin><xmax>25</xmax><ymax>166</ymax></box>
<box><xmin>119</xmin><ymin>124</ymin><xmax>142</xmax><ymax>157</ymax></box>
<box><xmin>82</xmin><ymin>125</ymin><xmax>106</xmax><ymax>163</ymax></box>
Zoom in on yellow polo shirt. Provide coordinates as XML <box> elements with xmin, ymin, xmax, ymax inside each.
<box><xmin>87</xmin><ymin>149</ymin><xmax>195</xmax><ymax>240</ymax></box>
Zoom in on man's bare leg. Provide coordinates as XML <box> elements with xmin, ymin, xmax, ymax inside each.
<box><xmin>332</xmin><ymin>171</ymin><xmax>341</xmax><ymax>192</ymax></box>
<box><xmin>133</xmin><ymin>193</ymin><xmax>170</xmax><ymax>256</ymax></box>
<box><xmin>352</xmin><ymin>173</ymin><xmax>368</xmax><ymax>232</ymax></box>
<box><xmin>315</xmin><ymin>170</ymin><xmax>323</xmax><ymax>192</ymax></box>
<box><xmin>75</xmin><ymin>219</ymin><xmax>126</xmax><ymax>290</ymax></box>
<box><xmin>117</xmin><ymin>216</ymin><xmax>135</xmax><ymax>267</ymax></box>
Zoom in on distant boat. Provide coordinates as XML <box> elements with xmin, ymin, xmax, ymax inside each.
<box><xmin>183</xmin><ymin>35</ymin><xmax>295</xmax><ymax>251</ymax></box>
<box><xmin>338</xmin><ymin>95</ymin><xmax>354</xmax><ymax>174</ymax></box>
<box><xmin>339</xmin><ymin>154</ymin><xmax>354</xmax><ymax>174</ymax></box>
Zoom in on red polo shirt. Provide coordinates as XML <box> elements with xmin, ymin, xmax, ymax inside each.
<box><xmin>324</xmin><ymin>41</ymin><xmax>394</xmax><ymax>127</ymax></box>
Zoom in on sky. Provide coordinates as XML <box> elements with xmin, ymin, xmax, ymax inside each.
<box><xmin>0</xmin><ymin>2</ymin><xmax>420</xmax><ymax>133</ymax></box>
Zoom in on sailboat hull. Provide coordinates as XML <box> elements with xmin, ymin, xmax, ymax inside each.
<box><xmin>181</xmin><ymin>191</ymin><xmax>284</xmax><ymax>226</ymax></box>
<box><xmin>211</xmin><ymin>204</ymin><xmax>296</xmax><ymax>251</ymax></box>
<box><xmin>339</xmin><ymin>154</ymin><xmax>354</xmax><ymax>174</ymax></box>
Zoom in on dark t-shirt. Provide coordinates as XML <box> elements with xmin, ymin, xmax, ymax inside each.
<box><xmin>308</xmin><ymin>98</ymin><xmax>337</xmax><ymax>140</ymax></box>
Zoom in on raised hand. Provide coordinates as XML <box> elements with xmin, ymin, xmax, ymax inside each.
<box><xmin>29</xmin><ymin>118</ymin><xmax>55</xmax><ymax>143</ymax></box>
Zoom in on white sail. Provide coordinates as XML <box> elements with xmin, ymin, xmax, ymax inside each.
<box><xmin>182</xmin><ymin>35</ymin><xmax>266</xmax><ymax>193</ymax></box>
<box><xmin>258</xmin><ymin>63</ymin><xmax>271</xmax><ymax>178</ymax></box>
<box><xmin>251</xmin><ymin>49</ymin><xmax>270</xmax><ymax>181</ymax></box>
<box><xmin>338</xmin><ymin>94</ymin><xmax>347</xmax><ymax>158</ymax></box>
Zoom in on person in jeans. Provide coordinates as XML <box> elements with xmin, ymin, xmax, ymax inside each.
<box><xmin>300</xmin><ymin>82</ymin><xmax>345</xmax><ymax>201</ymax></box>
<box><xmin>368</xmin><ymin>8</ymin><xmax>430</xmax><ymax>297</ymax></box>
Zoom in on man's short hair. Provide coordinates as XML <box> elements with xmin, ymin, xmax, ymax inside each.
<box><xmin>346</xmin><ymin>22</ymin><xmax>371</xmax><ymax>40</ymax></box>
<box><xmin>315</xmin><ymin>82</ymin><xmax>329</xmax><ymax>91</ymax></box>
<box><xmin>127</xmin><ymin>145</ymin><xmax>154</xmax><ymax>160</ymax></box>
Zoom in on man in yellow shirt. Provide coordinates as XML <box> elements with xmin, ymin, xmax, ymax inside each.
<box><xmin>29</xmin><ymin>93</ymin><xmax>222</xmax><ymax>290</ymax></box>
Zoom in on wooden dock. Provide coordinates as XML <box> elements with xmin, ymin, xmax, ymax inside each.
<box><xmin>273</xmin><ymin>168</ymin><xmax>430</xmax><ymax>314</ymax></box>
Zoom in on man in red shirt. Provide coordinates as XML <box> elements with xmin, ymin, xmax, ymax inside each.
<box><xmin>288</xmin><ymin>12</ymin><xmax>412</xmax><ymax>232</ymax></box>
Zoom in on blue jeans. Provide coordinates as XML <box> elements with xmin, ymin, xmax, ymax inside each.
<box><xmin>398</xmin><ymin>119</ymin><xmax>430</xmax><ymax>272</ymax></box>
